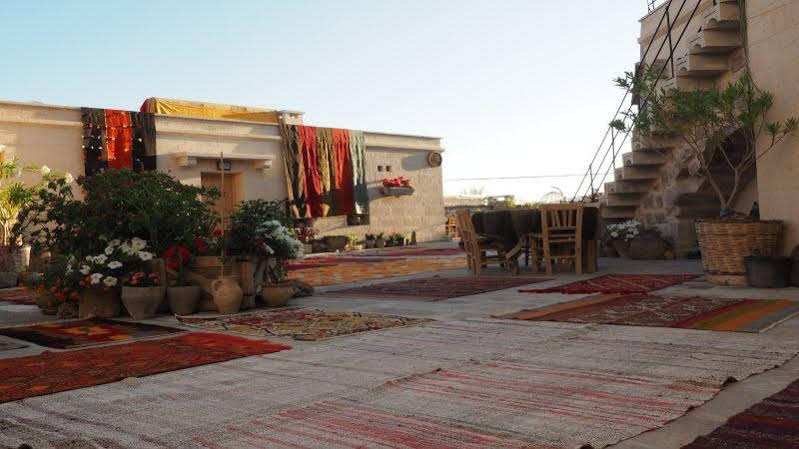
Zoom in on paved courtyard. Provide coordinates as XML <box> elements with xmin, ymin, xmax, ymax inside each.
<box><xmin>2</xmin><ymin>244</ymin><xmax>799</xmax><ymax>448</ymax></box>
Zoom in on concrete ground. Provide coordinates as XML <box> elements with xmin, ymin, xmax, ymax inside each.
<box><xmin>2</xmin><ymin>245</ymin><xmax>799</xmax><ymax>448</ymax></box>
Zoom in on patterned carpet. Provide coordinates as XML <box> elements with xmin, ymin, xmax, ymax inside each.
<box><xmin>520</xmin><ymin>274</ymin><xmax>700</xmax><ymax>294</ymax></box>
<box><xmin>0</xmin><ymin>333</ymin><xmax>290</xmax><ymax>404</ymax></box>
<box><xmin>329</xmin><ymin>275</ymin><xmax>547</xmax><ymax>301</ymax></box>
<box><xmin>287</xmin><ymin>257</ymin><xmax>467</xmax><ymax>287</ymax></box>
<box><xmin>286</xmin><ymin>256</ymin><xmax>401</xmax><ymax>271</ymax></box>
<box><xmin>681</xmin><ymin>376</ymin><xmax>799</xmax><ymax>448</ymax></box>
<box><xmin>500</xmin><ymin>294</ymin><xmax>799</xmax><ymax>333</ymax></box>
<box><xmin>0</xmin><ymin>288</ymin><xmax>36</xmax><ymax>306</ymax></box>
<box><xmin>177</xmin><ymin>308</ymin><xmax>431</xmax><ymax>341</ymax></box>
<box><xmin>0</xmin><ymin>318</ymin><xmax>184</xmax><ymax>349</ymax></box>
<box><xmin>355</xmin><ymin>247</ymin><xmax>464</xmax><ymax>257</ymax></box>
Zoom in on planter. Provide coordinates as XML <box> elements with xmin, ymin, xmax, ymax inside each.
<box><xmin>612</xmin><ymin>240</ymin><xmax>631</xmax><ymax>259</ymax></box>
<box><xmin>260</xmin><ymin>282</ymin><xmax>294</xmax><ymax>308</ymax></box>
<box><xmin>78</xmin><ymin>288</ymin><xmax>121</xmax><ymax>318</ymax></box>
<box><xmin>696</xmin><ymin>220</ymin><xmax>782</xmax><ymax>285</ymax></box>
<box><xmin>303</xmin><ymin>243</ymin><xmax>314</xmax><ymax>254</ymax></box>
<box><xmin>629</xmin><ymin>235</ymin><xmax>667</xmax><ymax>260</ymax></box>
<box><xmin>602</xmin><ymin>241</ymin><xmax>619</xmax><ymax>258</ymax></box>
<box><xmin>11</xmin><ymin>245</ymin><xmax>31</xmax><ymax>273</ymax></box>
<box><xmin>745</xmin><ymin>256</ymin><xmax>791</xmax><ymax>288</ymax></box>
<box><xmin>381</xmin><ymin>186</ymin><xmax>414</xmax><ymax>196</ymax></box>
<box><xmin>36</xmin><ymin>291</ymin><xmax>58</xmax><ymax>315</ymax></box>
<box><xmin>167</xmin><ymin>285</ymin><xmax>201</xmax><ymax>315</ymax></box>
<box><xmin>321</xmin><ymin>236</ymin><xmax>349</xmax><ymax>252</ymax></box>
<box><xmin>0</xmin><ymin>271</ymin><xmax>16</xmax><ymax>288</ymax></box>
<box><xmin>211</xmin><ymin>276</ymin><xmax>242</xmax><ymax>314</ymax></box>
<box><xmin>364</xmin><ymin>240</ymin><xmax>376</xmax><ymax>249</ymax></box>
<box><xmin>121</xmin><ymin>286</ymin><xmax>165</xmax><ymax>320</ymax></box>
<box><xmin>375</xmin><ymin>238</ymin><xmax>386</xmax><ymax>249</ymax></box>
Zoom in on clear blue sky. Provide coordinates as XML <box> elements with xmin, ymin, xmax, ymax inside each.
<box><xmin>2</xmin><ymin>0</ymin><xmax>648</xmax><ymax>202</ymax></box>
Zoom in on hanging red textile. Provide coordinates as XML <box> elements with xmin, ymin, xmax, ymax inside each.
<box><xmin>332</xmin><ymin>129</ymin><xmax>355</xmax><ymax>215</ymax></box>
<box><xmin>299</xmin><ymin>125</ymin><xmax>324</xmax><ymax>217</ymax></box>
<box><xmin>104</xmin><ymin>109</ymin><xmax>133</xmax><ymax>170</ymax></box>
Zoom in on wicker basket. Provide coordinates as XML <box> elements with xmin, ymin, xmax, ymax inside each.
<box><xmin>696</xmin><ymin>219</ymin><xmax>782</xmax><ymax>285</ymax></box>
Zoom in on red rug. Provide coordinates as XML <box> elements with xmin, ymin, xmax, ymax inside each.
<box><xmin>358</xmin><ymin>247</ymin><xmax>464</xmax><ymax>257</ymax></box>
<box><xmin>287</xmin><ymin>256</ymin><xmax>400</xmax><ymax>271</ymax></box>
<box><xmin>520</xmin><ymin>274</ymin><xmax>700</xmax><ymax>294</ymax></box>
<box><xmin>0</xmin><ymin>318</ymin><xmax>185</xmax><ymax>349</ymax></box>
<box><xmin>330</xmin><ymin>276</ymin><xmax>547</xmax><ymax>301</ymax></box>
<box><xmin>0</xmin><ymin>333</ymin><xmax>290</xmax><ymax>404</ymax></box>
<box><xmin>0</xmin><ymin>288</ymin><xmax>36</xmax><ymax>305</ymax></box>
<box><xmin>681</xmin><ymin>377</ymin><xmax>799</xmax><ymax>448</ymax></box>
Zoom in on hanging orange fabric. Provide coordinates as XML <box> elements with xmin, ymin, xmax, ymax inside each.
<box><xmin>104</xmin><ymin>110</ymin><xmax>133</xmax><ymax>170</ymax></box>
<box><xmin>299</xmin><ymin>125</ymin><xmax>324</xmax><ymax>217</ymax></box>
<box><xmin>332</xmin><ymin>129</ymin><xmax>355</xmax><ymax>215</ymax></box>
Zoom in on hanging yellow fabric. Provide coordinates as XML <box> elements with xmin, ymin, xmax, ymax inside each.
<box><xmin>140</xmin><ymin>98</ymin><xmax>279</xmax><ymax>124</ymax></box>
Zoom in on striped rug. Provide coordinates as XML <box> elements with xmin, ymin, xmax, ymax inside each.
<box><xmin>327</xmin><ymin>275</ymin><xmax>547</xmax><ymax>301</ymax></box>
<box><xmin>0</xmin><ymin>288</ymin><xmax>36</xmax><ymax>306</ymax></box>
<box><xmin>287</xmin><ymin>257</ymin><xmax>467</xmax><ymax>287</ymax></box>
<box><xmin>500</xmin><ymin>294</ymin><xmax>799</xmax><ymax>333</ymax></box>
<box><xmin>520</xmin><ymin>274</ymin><xmax>700</xmax><ymax>294</ymax></box>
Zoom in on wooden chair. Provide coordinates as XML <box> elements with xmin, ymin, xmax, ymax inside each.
<box><xmin>540</xmin><ymin>203</ymin><xmax>584</xmax><ymax>276</ymax></box>
<box><xmin>456</xmin><ymin>209</ymin><xmax>517</xmax><ymax>275</ymax></box>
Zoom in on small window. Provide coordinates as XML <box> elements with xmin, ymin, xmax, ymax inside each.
<box><xmin>377</xmin><ymin>165</ymin><xmax>384</xmax><ymax>172</ymax></box>
<box><xmin>385</xmin><ymin>165</ymin><xmax>392</xmax><ymax>172</ymax></box>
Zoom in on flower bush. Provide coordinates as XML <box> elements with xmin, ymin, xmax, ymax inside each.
<box><xmin>75</xmin><ymin>238</ymin><xmax>155</xmax><ymax>292</ymax></box>
<box><xmin>125</xmin><ymin>271</ymin><xmax>161</xmax><ymax>287</ymax></box>
<box><xmin>605</xmin><ymin>220</ymin><xmax>640</xmax><ymax>242</ymax></box>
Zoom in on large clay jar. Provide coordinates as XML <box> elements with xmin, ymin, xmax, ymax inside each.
<box><xmin>260</xmin><ymin>282</ymin><xmax>295</xmax><ymax>308</ymax></box>
<box><xmin>78</xmin><ymin>288</ymin><xmax>121</xmax><ymax>318</ymax></box>
<box><xmin>211</xmin><ymin>276</ymin><xmax>242</xmax><ymax>315</ymax></box>
<box><xmin>167</xmin><ymin>285</ymin><xmax>201</xmax><ymax>315</ymax></box>
<box><xmin>121</xmin><ymin>286</ymin><xmax>165</xmax><ymax>320</ymax></box>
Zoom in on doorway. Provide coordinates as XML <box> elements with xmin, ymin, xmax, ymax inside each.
<box><xmin>201</xmin><ymin>172</ymin><xmax>243</xmax><ymax>227</ymax></box>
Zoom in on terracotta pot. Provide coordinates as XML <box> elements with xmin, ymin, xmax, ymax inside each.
<box><xmin>36</xmin><ymin>291</ymin><xmax>58</xmax><ymax>315</ymax></box>
<box><xmin>167</xmin><ymin>285</ymin><xmax>201</xmax><ymax>315</ymax></box>
<box><xmin>211</xmin><ymin>276</ymin><xmax>242</xmax><ymax>314</ymax></box>
<box><xmin>629</xmin><ymin>235</ymin><xmax>667</xmax><ymax>260</ymax></box>
<box><xmin>364</xmin><ymin>240</ymin><xmax>376</xmax><ymax>249</ymax></box>
<box><xmin>78</xmin><ymin>288</ymin><xmax>121</xmax><ymax>318</ymax></box>
<box><xmin>121</xmin><ymin>286</ymin><xmax>165</xmax><ymax>320</ymax></box>
<box><xmin>375</xmin><ymin>238</ymin><xmax>386</xmax><ymax>249</ymax></box>
<box><xmin>612</xmin><ymin>240</ymin><xmax>631</xmax><ymax>259</ymax></box>
<box><xmin>260</xmin><ymin>282</ymin><xmax>294</xmax><ymax>308</ymax></box>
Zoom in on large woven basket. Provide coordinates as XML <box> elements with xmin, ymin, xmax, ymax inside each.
<box><xmin>696</xmin><ymin>219</ymin><xmax>782</xmax><ymax>285</ymax></box>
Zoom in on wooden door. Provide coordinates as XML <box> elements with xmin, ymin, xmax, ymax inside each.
<box><xmin>201</xmin><ymin>172</ymin><xmax>242</xmax><ymax>228</ymax></box>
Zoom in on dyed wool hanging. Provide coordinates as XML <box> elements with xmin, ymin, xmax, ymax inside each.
<box><xmin>316</xmin><ymin>127</ymin><xmax>335</xmax><ymax>216</ymax></box>
<box><xmin>130</xmin><ymin>111</ymin><xmax>157</xmax><ymax>171</ymax></box>
<box><xmin>299</xmin><ymin>125</ymin><xmax>324</xmax><ymax>217</ymax></box>
<box><xmin>332</xmin><ymin>128</ymin><xmax>355</xmax><ymax>216</ymax></box>
<box><xmin>82</xmin><ymin>109</ymin><xmax>157</xmax><ymax>177</ymax></box>
<box><xmin>81</xmin><ymin>107</ymin><xmax>108</xmax><ymax>177</ymax></box>
<box><xmin>349</xmin><ymin>130</ymin><xmax>369</xmax><ymax>215</ymax></box>
<box><xmin>280</xmin><ymin>125</ymin><xmax>309</xmax><ymax>218</ymax></box>
<box><xmin>104</xmin><ymin>109</ymin><xmax>133</xmax><ymax>170</ymax></box>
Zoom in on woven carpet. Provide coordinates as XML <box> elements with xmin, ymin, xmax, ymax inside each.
<box><xmin>287</xmin><ymin>257</ymin><xmax>467</xmax><ymax>287</ymax></box>
<box><xmin>0</xmin><ymin>332</ymin><xmax>289</xmax><ymax>404</ymax></box>
<box><xmin>329</xmin><ymin>275</ymin><xmax>547</xmax><ymax>301</ymax></box>
<box><xmin>357</xmin><ymin>247</ymin><xmax>464</xmax><ymax>257</ymax></box>
<box><xmin>0</xmin><ymin>318</ymin><xmax>184</xmax><ymax>349</ymax></box>
<box><xmin>177</xmin><ymin>308</ymin><xmax>431</xmax><ymax>341</ymax></box>
<box><xmin>681</xmin><ymin>377</ymin><xmax>799</xmax><ymax>448</ymax></box>
<box><xmin>520</xmin><ymin>273</ymin><xmax>701</xmax><ymax>294</ymax></box>
<box><xmin>0</xmin><ymin>288</ymin><xmax>36</xmax><ymax>305</ymax></box>
<box><xmin>286</xmin><ymin>256</ymin><xmax>400</xmax><ymax>271</ymax></box>
<box><xmin>501</xmin><ymin>294</ymin><xmax>799</xmax><ymax>333</ymax></box>
<box><xmin>1</xmin><ymin>320</ymin><xmax>797</xmax><ymax>448</ymax></box>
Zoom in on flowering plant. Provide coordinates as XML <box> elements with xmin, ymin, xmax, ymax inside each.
<box><xmin>124</xmin><ymin>271</ymin><xmax>160</xmax><ymax>287</ymax></box>
<box><xmin>605</xmin><ymin>220</ymin><xmax>640</xmax><ymax>242</ymax></box>
<box><xmin>75</xmin><ymin>237</ymin><xmax>155</xmax><ymax>292</ymax></box>
<box><xmin>165</xmin><ymin>245</ymin><xmax>192</xmax><ymax>286</ymax></box>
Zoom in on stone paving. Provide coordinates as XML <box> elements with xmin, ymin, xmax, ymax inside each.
<box><xmin>2</xmin><ymin>243</ymin><xmax>799</xmax><ymax>448</ymax></box>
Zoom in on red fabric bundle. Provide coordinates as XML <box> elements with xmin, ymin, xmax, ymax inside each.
<box><xmin>104</xmin><ymin>109</ymin><xmax>133</xmax><ymax>170</ymax></box>
<box><xmin>332</xmin><ymin>129</ymin><xmax>355</xmax><ymax>215</ymax></box>
<box><xmin>299</xmin><ymin>126</ymin><xmax>324</xmax><ymax>217</ymax></box>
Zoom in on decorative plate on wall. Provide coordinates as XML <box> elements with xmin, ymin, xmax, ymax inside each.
<box><xmin>427</xmin><ymin>152</ymin><xmax>442</xmax><ymax>167</ymax></box>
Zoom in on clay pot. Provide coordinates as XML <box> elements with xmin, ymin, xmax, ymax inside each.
<box><xmin>629</xmin><ymin>235</ymin><xmax>668</xmax><ymax>260</ymax></box>
<box><xmin>167</xmin><ymin>285</ymin><xmax>201</xmax><ymax>315</ymax></box>
<box><xmin>211</xmin><ymin>276</ymin><xmax>242</xmax><ymax>314</ymax></box>
<box><xmin>364</xmin><ymin>240</ymin><xmax>376</xmax><ymax>249</ymax></box>
<box><xmin>121</xmin><ymin>286</ymin><xmax>165</xmax><ymax>320</ymax></box>
<box><xmin>260</xmin><ymin>282</ymin><xmax>294</xmax><ymax>308</ymax></box>
<box><xmin>36</xmin><ymin>291</ymin><xmax>58</xmax><ymax>315</ymax></box>
<box><xmin>78</xmin><ymin>288</ymin><xmax>121</xmax><ymax>318</ymax></box>
<box><xmin>612</xmin><ymin>240</ymin><xmax>631</xmax><ymax>259</ymax></box>
<box><xmin>375</xmin><ymin>238</ymin><xmax>386</xmax><ymax>249</ymax></box>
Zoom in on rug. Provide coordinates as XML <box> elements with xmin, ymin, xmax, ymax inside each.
<box><xmin>681</xmin><ymin>377</ymin><xmax>799</xmax><ymax>448</ymax></box>
<box><xmin>520</xmin><ymin>273</ymin><xmax>700</xmax><ymax>294</ymax></box>
<box><xmin>329</xmin><ymin>275</ymin><xmax>547</xmax><ymax>301</ymax></box>
<box><xmin>287</xmin><ymin>256</ymin><xmax>400</xmax><ymax>271</ymax></box>
<box><xmin>177</xmin><ymin>309</ymin><xmax>431</xmax><ymax>341</ymax></box>
<box><xmin>356</xmin><ymin>247</ymin><xmax>464</xmax><ymax>257</ymax></box>
<box><xmin>0</xmin><ymin>288</ymin><xmax>36</xmax><ymax>306</ymax></box>
<box><xmin>0</xmin><ymin>339</ymin><xmax>26</xmax><ymax>352</ymax></box>
<box><xmin>0</xmin><ymin>318</ymin><xmax>185</xmax><ymax>349</ymax></box>
<box><xmin>500</xmin><ymin>294</ymin><xmax>799</xmax><ymax>333</ymax></box>
<box><xmin>287</xmin><ymin>257</ymin><xmax>467</xmax><ymax>287</ymax></box>
<box><xmin>0</xmin><ymin>332</ymin><xmax>290</xmax><ymax>404</ymax></box>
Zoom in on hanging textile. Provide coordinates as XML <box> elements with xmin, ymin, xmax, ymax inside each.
<box><xmin>140</xmin><ymin>97</ymin><xmax>280</xmax><ymax>124</ymax></box>
<box><xmin>104</xmin><ymin>109</ymin><xmax>133</xmax><ymax>170</ymax></box>
<box><xmin>332</xmin><ymin>129</ymin><xmax>355</xmax><ymax>216</ymax></box>
<box><xmin>81</xmin><ymin>108</ymin><xmax>108</xmax><ymax>177</ymax></box>
<box><xmin>299</xmin><ymin>126</ymin><xmax>324</xmax><ymax>218</ymax></box>
<box><xmin>280</xmin><ymin>125</ymin><xmax>309</xmax><ymax>219</ymax></box>
<box><xmin>130</xmin><ymin>111</ymin><xmax>157</xmax><ymax>172</ymax></box>
<box><xmin>316</xmin><ymin>128</ymin><xmax>334</xmax><ymax>216</ymax></box>
<box><xmin>349</xmin><ymin>130</ymin><xmax>369</xmax><ymax>215</ymax></box>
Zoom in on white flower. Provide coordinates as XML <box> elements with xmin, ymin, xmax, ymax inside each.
<box><xmin>138</xmin><ymin>251</ymin><xmax>154</xmax><ymax>261</ymax></box>
<box><xmin>108</xmin><ymin>239</ymin><xmax>121</xmax><ymax>247</ymax></box>
<box><xmin>64</xmin><ymin>173</ymin><xmax>74</xmax><ymax>184</ymax></box>
<box><xmin>131</xmin><ymin>237</ymin><xmax>147</xmax><ymax>251</ymax></box>
<box><xmin>104</xmin><ymin>246</ymin><xmax>115</xmax><ymax>255</ymax></box>
<box><xmin>85</xmin><ymin>255</ymin><xmax>94</xmax><ymax>261</ymax></box>
<box><xmin>40</xmin><ymin>165</ymin><xmax>50</xmax><ymax>175</ymax></box>
<box><xmin>119</xmin><ymin>243</ymin><xmax>136</xmax><ymax>255</ymax></box>
<box><xmin>89</xmin><ymin>273</ymin><xmax>103</xmax><ymax>285</ymax></box>
<box><xmin>79</xmin><ymin>265</ymin><xmax>91</xmax><ymax>275</ymax></box>
<box><xmin>93</xmin><ymin>254</ymin><xmax>108</xmax><ymax>265</ymax></box>
<box><xmin>107</xmin><ymin>261</ymin><xmax>122</xmax><ymax>269</ymax></box>
<box><xmin>103</xmin><ymin>276</ymin><xmax>117</xmax><ymax>287</ymax></box>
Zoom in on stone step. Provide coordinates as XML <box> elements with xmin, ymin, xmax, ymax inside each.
<box><xmin>704</xmin><ymin>1</ymin><xmax>741</xmax><ymax>30</ymax></box>
<box><xmin>622</xmin><ymin>151</ymin><xmax>666</xmax><ymax>166</ymax></box>
<box><xmin>602</xmin><ymin>207</ymin><xmax>637</xmax><ymax>220</ymax></box>
<box><xmin>659</xmin><ymin>76</ymin><xmax>716</xmax><ymax>92</ymax></box>
<box><xmin>690</xmin><ymin>29</ymin><xmax>742</xmax><ymax>54</ymax></box>
<box><xmin>605</xmin><ymin>193</ymin><xmax>643</xmax><ymax>207</ymax></box>
<box><xmin>676</xmin><ymin>53</ymin><xmax>729</xmax><ymax>77</ymax></box>
<box><xmin>617</xmin><ymin>166</ymin><xmax>660</xmax><ymax>181</ymax></box>
<box><xmin>604</xmin><ymin>180</ymin><xmax>653</xmax><ymax>194</ymax></box>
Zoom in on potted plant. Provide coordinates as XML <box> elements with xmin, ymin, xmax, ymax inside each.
<box><xmin>164</xmin><ymin>241</ymin><xmax>202</xmax><ymax>315</ymax></box>
<box><xmin>615</xmin><ymin>71</ymin><xmax>797</xmax><ymax>284</ymax></box>
<box><xmin>121</xmin><ymin>270</ymin><xmax>163</xmax><ymax>319</ymax></box>
<box><xmin>604</xmin><ymin>220</ymin><xmax>640</xmax><ymax>258</ymax></box>
<box><xmin>364</xmin><ymin>233</ymin><xmax>377</xmax><ymax>249</ymax></box>
<box><xmin>294</xmin><ymin>224</ymin><xmax>317</xmax><ymax>255</ymax></box>
<box><xmin>375</xmin><ymin>233</ymin><xmax>386</xmax><ymax>248</ymax></box>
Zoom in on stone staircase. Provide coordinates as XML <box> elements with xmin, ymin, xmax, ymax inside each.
<box><xmin>601</xmin><ymin>0</ymin><xmax>744</xmax><ymax>254</ymax></box>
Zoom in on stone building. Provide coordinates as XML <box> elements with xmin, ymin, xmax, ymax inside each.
<box><xmin>602</xmin><ymin>0</ymin><xmax>799</xmax><ymax>255</ymax></box>
<box><xmin>0</xmin><ymin>99</ymin><xmax>446</xmax><ymax>243</ymax></box>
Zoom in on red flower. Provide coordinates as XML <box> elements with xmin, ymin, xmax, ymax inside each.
<box><xmin>194</xmin><ymin>236</ymin><xmax>208</xmax><ymax>254</ymax></box>
<box><xmin>212</xmin><ymin>229</ymin><xmax>223</xmax><ymax>237</ymax></box>
<box><xmin>165</xmin><ymin>245</ymin><xmax>191</xmax><ymax>270</ymax></box>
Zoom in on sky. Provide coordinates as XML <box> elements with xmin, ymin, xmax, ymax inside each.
<box><xmin>2</xmin><ymin>0</ymin><xmax>647</xmax><ymax>203</ymax></box>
